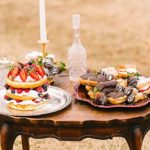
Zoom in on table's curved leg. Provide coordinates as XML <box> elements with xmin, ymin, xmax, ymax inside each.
<box><xmin>1</xmin><ymin>123</ymin><xmax>17</xmax><ymax>150</ymax></box>
<box><xmin>21</xmin><ymin>135</ymin><xmax>30</xmax><ymax>150</ymax></box>
<box><xmin>125</xmin><ymin>126</ymin><xmax>143</xmax><ymax>150</ymax></box>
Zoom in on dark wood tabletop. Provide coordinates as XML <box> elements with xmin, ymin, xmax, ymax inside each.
<box><xmin>1</xmin><ymin>76</ymin><xmax>150</xmax><ymax>150</ymax></box>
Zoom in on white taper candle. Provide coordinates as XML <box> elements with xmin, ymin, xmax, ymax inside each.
<box><xmin>39</xmin><ymin>0</ymin><xmax>47</xmax><ymax>42</ymax></box>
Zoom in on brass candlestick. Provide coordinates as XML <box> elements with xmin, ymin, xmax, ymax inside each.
<box><xmin>38</xmin><ymin>40</ymin><xmax>49</xmax><ymax>57</ymax></box>
<box><xmin>42</xmin><ymin>43</ymin><xmax>46</xmax><ymax>57</ymax></box>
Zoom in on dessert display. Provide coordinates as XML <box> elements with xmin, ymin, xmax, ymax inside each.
<box><xmin>75</xmin><ymin>64</ymin><xmax>150</xmax><ymax>108</ymax></box>
<box><xmin>4</xmin><ymin>61</ymin><xmax>50</xmax><ymax>111</ymax></box>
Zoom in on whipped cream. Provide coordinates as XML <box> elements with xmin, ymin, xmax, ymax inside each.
<box><xmin>6</xmin><ymin>98</ymin><xmax>47</xmax><ymax>106</ymax></box>
<box><xmin>126</xmin><ymin>68</ymin><xmax>137</xmax><ymax>73</ymax></box>
<box><xmin>25</xmin><ymin>51</ymin><xmax>43</xmax><ymax>62</ymax></box>
<box><xmin>25</xmin><ymin>51</ymin><xmax>55</xmax><ymax>62</ymax></box>
<box><xmin>137</xmin><ymin>76</ymin><xmax>150</xmax><ymax>90</ymax></box>
<box><xmin>101</xmin><ymin>67</ymin><xmax>118</xmax><ymax>76</ymax></box>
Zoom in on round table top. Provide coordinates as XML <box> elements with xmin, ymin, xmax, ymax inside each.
<box><xmin>1</xmin><ymin>76</ymin><xmax>150</xmax><ymax>127</ymax></box>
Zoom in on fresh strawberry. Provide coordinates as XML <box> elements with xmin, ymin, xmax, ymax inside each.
<box><xmin>15</xmin><ymin>100</ymin><xmax>22</xmax><ymax>103</ymax></box>
<box><xmin>10</xmin><ymin>87</ymin><xmax>15</xmax><ymax>90</ymax></box>
<box><xmin>7</xmin><ymin>71</ymin><xmax>11</xmax><ymax>77</ymax></box>
<box><xmin>4</xmin><ymin>95</ymin><xmax>9</xmax><ymax>100</ymax></box>
<box><xmin>24</xmin><ymin>63</ymin><xmax>30</xmax><ymax>69</ymax></box>
<box><xmin>19</xmin><ymin>69</ymin><xmax>28</xmax><ymax>82</ymax></box>
<box><xmin>36</xmin><ymin>65</ymin><xmax>45</xmax><ymax>77</ymax></box>
<box><xmin>31</xmin><ymin>64</ymin><xmax>36</xmax><ymax>68</ymax></box>
<box><xmin>35</xmin><ymin>87</ymin><xmax>44</xmax><ymax>92</ymax></box>
<box><xmin>30</xmin><ymin>71</ymin><xmax>40</xmax><ymax>81</ymax></box>
<box><xmin>24</xmin><ymin>89</ymin><xmax>30</xmax><ymax>93</ymax></box>
<box><xmin>11</xmin><ymin>67</ymin><xmax>20</xmax><ymax>78</ymax></box>
<box><xmin>16</xmin><ymin>89</ymin><xmax>23</xmax><ymax>94</ymax></box>
<box><xmin>33</xmin><ymin>99</ymin><xmax>40</xmax><ymax>104</ymax></box>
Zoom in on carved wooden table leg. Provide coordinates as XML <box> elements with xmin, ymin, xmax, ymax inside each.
<box><xmin>1</xmin><ymin>123</ymin><xmax>17</xmax><ymax>150</ymax></box>
<box><xmin>21</xmin><ymin>135</ymin><xmax>30</xmax><ymax>150</ymax></box>
<box><xmin>125</xmin><ymin>126</ymin><xmax>143</xmax><ymax>150</ymax></box>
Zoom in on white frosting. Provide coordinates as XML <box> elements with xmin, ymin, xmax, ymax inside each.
<box><xmin>101</xmin><ymin>67</ymin><xmax>118</xmax><ymax>76</ymax></box>
<box><xmin>25</xmin><ymin>51</ymin><xmax>55</xmax><ymax>62</ymax></box>
<box><xmin>6</xmin><ymin>98</ymin><xmax>47</xmax><ymax>106</ymax></box>
<box><xmin>137</xmin><ymin>76</ymin><xmax>150</xmax><ymax>90</ymax></box>
<box><xmin>25</xmin><ymin>51</ymin><xmax>43</xmax><ymax>62</ymax></box>
<box><xmin>126</xmin><ymin>68</ymin><xmax>137</xmax><ymax>73</ymax></box>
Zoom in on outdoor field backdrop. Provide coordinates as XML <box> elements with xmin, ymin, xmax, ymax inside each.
<box><xmin>0</xmin><ymin>0</ymin><xmax>150</xmax><ymax>149</ymax></box>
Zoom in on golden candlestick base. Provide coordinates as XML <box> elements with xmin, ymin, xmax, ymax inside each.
<box><xmin>38</xmin><ymin>40</ymin><xmax>49</xmax><ymax>57</ymax></box>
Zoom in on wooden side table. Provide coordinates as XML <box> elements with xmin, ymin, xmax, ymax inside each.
<box><xmin>1</xmin><ymin>76</ymin><xmax>150</xmax><ymax>150</ymax></box>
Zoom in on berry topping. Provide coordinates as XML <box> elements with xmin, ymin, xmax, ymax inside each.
<box><xmin>4</xmin><ymin>95</ymin><xmax>12</xmax><ymax>101</ymax></box>
<box><xmin>24</xmin><ymin>89</ymin><xmax>30</xmax><ymax>93</ymax></box>
<box><xmin>19</xmin><ymin>69</ymin><xmax>28</xmax><ymax>82</ymax></box>
<box><xmin>4</xmin><ymin>84</ymin><xmax>10</xmax><ymax>90</ymax></box>
<box><xmin>4</xmin><ymin>95</ymin><xmax>8</xmax><ymax>99</ymax></box>
<box><xmin>36</xmin><ymin>87</ymin><xmax>44</xmax><ymax>92</ymax></box>
<box><xmin>30</xmin><ymin>71</ymin><xmax>40</xmax><ymax>81</ymax></box>
<box><xmin>28</xmin><ymin>61</ymin><xmax>33</xmax><ymax>65</ymax></box>
<box><xmin>44</xmin><ymin>94</ymin><xmax>50</xmax><ymax>99</ymax></box>
<box><xmin>42</xmin><ymin>84</ymin><xmax>48</xmax><ymax>91</ymax></box>
<box><xmin>16</xmin><ymin>89</ymin><xmax>23</xmax><ymax>94</ymax></box>
<box><xmin>36</xmin><ymin>65</ymin><xmax>45</xmax><ymax>77</ymax></box>
<box><xmin>31</xmin><ymin>64</ymin><xmax>36</xmax><ymax>68</ymax></box>
<box><xmin>15</xmin><ymin>100</ymin><xmax>22</xmax><ymax>103</ymax></box>
<box><xmin>11</xmin><ymin>90</ymin><xmax>16</xmax><ymax>94</ymax></box>
<box><xmin>10</xmin><ymin>67</ymin><xmax>20</xmax><ymax>78</ymax></box>
<box><xmin>38</xmin><ymin>92</ymin><xmax>43</xmax><ymax>97</ymax></box>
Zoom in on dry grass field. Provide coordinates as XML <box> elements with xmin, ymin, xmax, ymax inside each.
<box><xmin>1</xmin><ymin>0</ymin><xmax>150</xmax><ymax>149</ymax></box>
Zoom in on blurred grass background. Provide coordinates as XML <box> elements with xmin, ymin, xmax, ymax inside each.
<box><xmin>0</xmin><ymin>0</ymin><xmax>150</xmax><ymax>149</ymax></box>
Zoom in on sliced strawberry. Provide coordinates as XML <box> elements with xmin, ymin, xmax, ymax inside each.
<box><xmin>4</xmin><ymin>95</ymin><xmax>9</xmax><ymax>100</ymax></box>
<box><xmin>30</xmin><ymin>71</ymin><xmax>40</xmax><ymax>81</ymax></box>
<box><xmin>7</xmin><ymin>71</ymin><xmax>11</xmax><ymax>77</ymax></box>
<box><xmin>19</xmin><ymin>69</ymin><xmax>28</xmax><ymax>82</ymax></box>
<box><xmin>36</xmin><ymin>65</ymin><xmax>45</xmax><ymax>77</ymax></box>
<box><xmin>11</xmin><ymin>67</ymin><xmax>20</xmax><ymax>78</ymax></box>
<box><xmin>10</xmin><ymin>87</ymin><xmax>15</xmax><ymax>90</ymax></box>
<box><xmin>15</xmin><ymin>100</ymin><xmax>22</xmax><ymax>103</ymax></box>
<box><xmin>35</xmin><ymin>87</ymin><xmax>44</xmax><ymax>92</ymax></box>
<box><xmin>24</xmin><ymin>63</ymin><xmax>30</xmax><ymax>69</ymax></box>
<box><xmin>31</xmin><ymin>64</ymin><xmax>36</xmax><ymax>68</ymax></box>
<box><xmin>16</xmin><ymin>89</ymin><xmax>23</xmax><ymax>94</ymax></box>
<box><xmin>32</xmin><ymin>99</ymin><xmax>40</xmax><ymax>104</ymax></box>
<box><xmin>24</xmin><ymin>89</ymin><xmax>30</xmax><ymax>93</ymax></box>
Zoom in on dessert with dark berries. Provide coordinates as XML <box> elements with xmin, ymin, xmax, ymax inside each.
<box><xmin>4</xmin><ymin>61</ymin><xmax>51</xmax><ymax>111</ymax></box>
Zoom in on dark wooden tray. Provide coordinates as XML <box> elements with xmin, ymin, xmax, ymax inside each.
<box><xmin>74</xmin><ymin>85</ymin><xmax>150</xmax><ymax>109</ymax></box>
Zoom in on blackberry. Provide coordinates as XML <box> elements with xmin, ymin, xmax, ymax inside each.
<box><xmin>11</xmin><ymin>90</ymin><xmax>15</xmax><ymax>94</ymax></box>
<box><xmin>7</xmin><ymin>97</ymin><xmax>12</xmax><ymax>101</ymax></box>
<box><xmin>4</xmin><ymin>84</ymin><xmax>9</xmax><ymax>90</ymax></box>
<box><xmin>38</xmin><ymin>92</ymin><xmax>42</xmax><ymax>97</ymax></box>
<box><xmin>42</xmin><ymin>84</ymin><xmax>48</xmax><ymax>91</ymax></box>
<box><xmin>28</xmin><ymin>61</ymin><xmax>32</xmax><ymax>65</ymax></box>
<box><xmin>44</xmin><ymin>94</ymin><xmax>50</xmax><ymax>99</ymax></box>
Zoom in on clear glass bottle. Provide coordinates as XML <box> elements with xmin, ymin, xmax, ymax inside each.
<box><xmin>68</xmin><ymin>14</ymin><xmax>87</xmax><ymax>82</ymax></box>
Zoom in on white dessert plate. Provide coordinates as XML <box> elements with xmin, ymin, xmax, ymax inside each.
<box><xmin>0</xmin><ymin>86</ymin><xmax>72</xmax><ymax>117</ymax></box>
